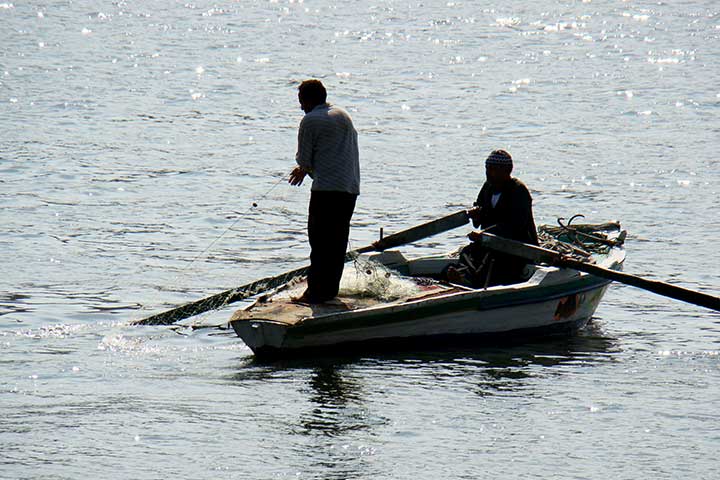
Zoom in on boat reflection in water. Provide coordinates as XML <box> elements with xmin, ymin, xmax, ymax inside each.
<box><xmin>230</xmin><ymin>322</ymin><xmax>618</xmax><ymax>399</ymax></box>
<box><xmin>224</xmin><ymin>323</ymin><xmax>618</xmax><ymax>478</ymax></box>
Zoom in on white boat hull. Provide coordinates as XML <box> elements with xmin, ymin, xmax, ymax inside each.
<box><xmin>232</xmin><ymin>267</ymin><xmax>614</xmax><ymax>357</ymax></box>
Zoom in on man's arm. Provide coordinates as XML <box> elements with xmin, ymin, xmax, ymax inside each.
<box><xmin>494</xmin><ymin>186</ymin><xmax>534</xmax><ymax>240</ymax></box>
<box><xmin>290</xmin><ymin>117</ymin><xmax>314</xmax><ymax>186</ymax></box>
<box><xmin>295</xmin><ymin>117</ymin><xmax>315</xmax><ymax>172</ymax></box>
<box><xmin>469</xmin><ymin>183</ymin><xmax>489</xmax><ymax>228</ymax></box>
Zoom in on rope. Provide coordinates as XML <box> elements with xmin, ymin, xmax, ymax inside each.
<box><xmin>538</xmin><ymin>214</ymin><xmax>621</xmax><ymax>260</ymax></box>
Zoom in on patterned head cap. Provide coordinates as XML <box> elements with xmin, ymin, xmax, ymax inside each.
<box><xmin>485</xmin><ymin>149</ymin><xmax>513</xmax><ymax>168</ymax></box>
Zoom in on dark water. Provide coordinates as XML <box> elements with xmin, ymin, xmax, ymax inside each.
<box><xmin>2</xmin><ymin>1</ymin><xmax>719</xmax><ymax>478</ymax></box>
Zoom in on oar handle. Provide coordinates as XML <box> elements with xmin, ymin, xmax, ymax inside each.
<box><xmin>356</xmin><ymin>209</ymin><xmax>470</xmax><ymax>253</ymax></box>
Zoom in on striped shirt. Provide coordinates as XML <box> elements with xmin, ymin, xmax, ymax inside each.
<box><xmin>296</xmin><ymin>103</ymin><xmax>360</xmax><ymax>195</ymax></box>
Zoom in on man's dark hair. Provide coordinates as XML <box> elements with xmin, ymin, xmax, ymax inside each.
<box><xmin>298</xmin><ymin>79</ymin><xmax>327</xmax><ymax>106</ymax></box>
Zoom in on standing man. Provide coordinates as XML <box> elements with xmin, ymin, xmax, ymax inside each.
<box><xmin>450</xmin><ymin>149</ymin><xmax>538</xmax><ymax>287</ymax></box>
<box><xmin>288</xmin><ymin>79</ymin><xmax>360</xmax><ymax>304</ymax></box>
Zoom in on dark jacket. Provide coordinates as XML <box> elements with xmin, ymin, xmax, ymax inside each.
<box><xmin>473</xmin><ymin>177</ymin><xmax>538</xmax><ymax>246</ymax></box>
<box><xmin>458</xmin><ymin>177</ymin><xmax>538</xmax><ymax>287</ymax></box>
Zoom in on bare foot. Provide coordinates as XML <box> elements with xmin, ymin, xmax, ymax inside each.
<box><xmin>290</xmin><ymin>293</ymin><xmax>324</xmax><ymax>305</ymax></box>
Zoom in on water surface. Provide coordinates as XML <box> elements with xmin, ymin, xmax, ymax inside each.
<box><xmin>2</xmin><ymin>1</ymin><xmax>719</xmax><ymax>479</ymax></box>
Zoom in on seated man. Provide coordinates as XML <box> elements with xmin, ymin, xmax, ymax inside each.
<box><xmin>448</xmin><ymin>149</ymin><xmax>539</xmax><ymax>288</ymax></box>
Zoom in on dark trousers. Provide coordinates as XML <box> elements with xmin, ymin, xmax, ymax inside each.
<box><xmin>305</xmin><ymin>190</ymin><xmax>357</xmax><ymax>302</ymax></box>
<box><xmin>459</xmin><ymin>242</ymin><xmax>528</xmax><ymax>288</ymax></box>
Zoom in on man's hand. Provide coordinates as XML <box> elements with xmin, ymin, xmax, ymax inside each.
<box><xmin>467</xmin><ymin>206</ymin><xmax>482</xmax><ymax>228</ymax></box>
<box><xmin>288</xmin><ymin>166</ymin><xmax>308</xmax><ymax>186</ymax></box>
<box><xmin>468</xmin><ymin>230</ymin><xmax>483</xmax><ymax>242</ymax></box>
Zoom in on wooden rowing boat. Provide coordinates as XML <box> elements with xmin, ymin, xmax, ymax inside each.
<box><xmin>229</xmin><ymin>221</ymin><xmax>626</xmax><ymax>358</ymax></box>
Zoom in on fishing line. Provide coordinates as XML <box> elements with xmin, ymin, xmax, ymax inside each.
<box><xmin>133</xmin><ymin>173</ymin><xmax>289</xmax><ymax>323</ymax></box>
<box><xmin>179</xmin><ymin>174</ymin><xmax>287</xmax><ymax>273</ymax></box>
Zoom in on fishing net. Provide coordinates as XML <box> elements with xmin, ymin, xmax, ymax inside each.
<box><xmin>538</xmin><ymin>215</ymin><xmax>624</xmax><ymax>261</ymax></box>
<box><xmin>339</xmin><ymin>255</ymin><xmax>423</xmax><ymax>301</ymax></box>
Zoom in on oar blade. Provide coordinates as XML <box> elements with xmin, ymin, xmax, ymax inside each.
<box><xmin>477</xmin><ymin>232</ymin><xmax>720</xmax><ymax>313</ymax></box>
<box><xmin>561</xmin><ymin>259</ymin><xmax>720</xmax><ymax>312</ymax></box>
<box><xmin>134</xmin><ymin>266</ymin><xmax>309</xmax><ymax>326</ymax></box>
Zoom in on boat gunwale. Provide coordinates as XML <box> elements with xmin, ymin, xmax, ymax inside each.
<box><xmin>284</xmin><ymin>273</ymin><xmax>614</xmax><ymax>337</ymax></box>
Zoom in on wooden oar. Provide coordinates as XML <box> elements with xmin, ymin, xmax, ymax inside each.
<box><xmin>477</xmin><ymin>232</ymin><xmax>720</xmax><ymax>312</ymax></box>
<box><xmin>134</xmin><ymin>209</ymin><xmax>471</xmax><ymax>326</ymax></box>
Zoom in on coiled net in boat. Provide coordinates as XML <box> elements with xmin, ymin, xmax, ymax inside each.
<box><xmin>539</xmin><ymin>215</ymin><xmax>623</xmax><ymax>261</ymax></box>
<box><xmin>339</xmin><ymin>255</ymin><xmax>423</xmax><ymax>301</ymax></box>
